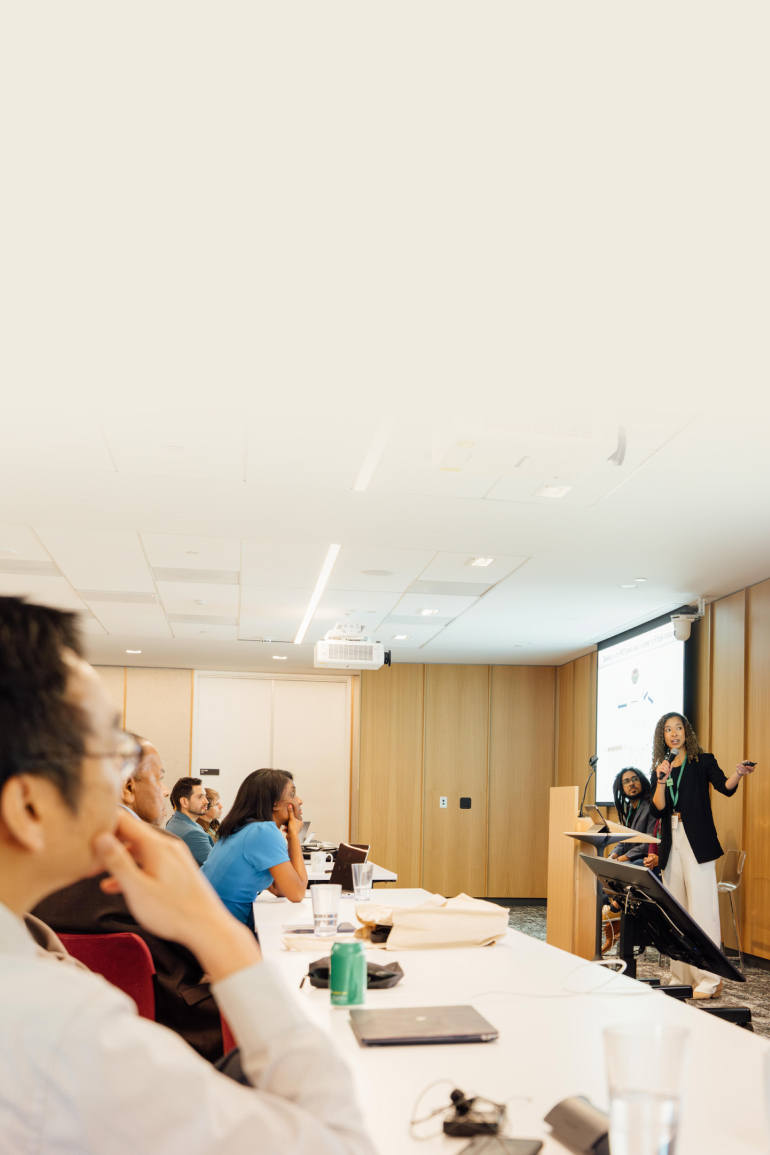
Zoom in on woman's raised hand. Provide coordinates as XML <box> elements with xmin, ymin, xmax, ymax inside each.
<box><xmin>285</xmin><ymin>801</ymin><xmax>304</xmax><ymax>839</ymax></box>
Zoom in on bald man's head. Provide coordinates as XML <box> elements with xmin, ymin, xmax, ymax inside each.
<box><xmin>121</xmin><ymin>739</ymin><xmax>169</xmax><ymax>825</ymax></box>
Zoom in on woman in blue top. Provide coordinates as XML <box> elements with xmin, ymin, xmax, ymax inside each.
<box><xmin>201</xmin><ymin>769</ymin><xmax>308</xmax><ymax>930</ymax></box>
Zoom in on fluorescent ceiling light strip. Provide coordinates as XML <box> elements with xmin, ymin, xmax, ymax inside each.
<box><xmin>351</xmin><ymin>418</ymin><xmax>394</xmax><ymax>492</ymax></box>
<box><xmin>293</xmin><ymin>544</ymin><xmax>341</xmax><ymax>644</ymax></box>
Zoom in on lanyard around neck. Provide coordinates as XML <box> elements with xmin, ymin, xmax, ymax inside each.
<box><xmin>667</xmin><ymin>754</ymin><xmax>687</xmax><ymax>809</ymax></box>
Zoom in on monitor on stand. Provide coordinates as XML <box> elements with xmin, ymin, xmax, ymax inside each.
<box><xmin>581</xmin><ymin>855</ymin><xmax>745</xmax><ymax>985</ymax></box>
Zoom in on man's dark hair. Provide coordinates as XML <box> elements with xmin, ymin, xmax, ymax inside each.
<box><xmin>0</xmin><ymin>596</ymin><xmax>88</xmax><ymax>808</ymax></box>
<box><xmin>612</xmin><ymin>766</ymin><xmax>652</xmax><ymax>821</ymax></box>
<box><xmin>218</xmin><ymin>768</ymin><xmax>291</xmax><ymax>840</ymax></box>
<box><xmin>171</xmin><ymin>776</ymin><xmax>202</xmax><ymax>810</ymax></box>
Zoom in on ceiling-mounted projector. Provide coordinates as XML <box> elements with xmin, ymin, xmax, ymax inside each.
<box><xmin>314</xmin><ymin>620</ymin><xmax>387</xmax><ymax>670</ymax></box>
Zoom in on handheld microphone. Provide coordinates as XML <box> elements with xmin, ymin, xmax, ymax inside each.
<box><xmin>665</xmin><ymin>748</ymin><xmax>677</xmax><ymax>763</ymax></box>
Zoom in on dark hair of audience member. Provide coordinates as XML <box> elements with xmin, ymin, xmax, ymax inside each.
<box><xmin>218</xmin><ymin>768</ymin><xmax>293</xmax><ymax>840</ymax></box>
<box><xmin>611</xmin><ymin>766</ymin><xmax>652</xmax><ymax>818</ymax></box>
<box><xmin>0</xmin><ymin>596</ymin><xmax>88</xmax><ymax>808</ymax></box>
<box><xmin>170</xmin><ymin>776</ymin><xmax>203</xmax><ymax>811</ymax></box>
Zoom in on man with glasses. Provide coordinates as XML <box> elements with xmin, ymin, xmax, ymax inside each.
<box><xmin>0</xmin><ymin>596</ymin><xmax>372</xmax><ymax>1154</ymax></box>
<box><xmin>609</xmin><ymin>766</ymin><xmax>657</xmax><ymax>866</ymax></box>
<box><xmin>32</xmin><ymin>731</ymin><xmax>224</xmax><ymax>1059</ymax></box>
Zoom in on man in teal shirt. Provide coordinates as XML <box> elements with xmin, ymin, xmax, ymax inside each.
<box><xmin>166</xmin><ymin>778</ymin><xmax>214</xmax><ymax>866</ymax></box>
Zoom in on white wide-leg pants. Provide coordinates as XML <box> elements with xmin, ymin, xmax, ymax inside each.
<box><xmin>663</xmin><ymin>821</ymin><xmax>722</xmax><ymax>995</ymax></box>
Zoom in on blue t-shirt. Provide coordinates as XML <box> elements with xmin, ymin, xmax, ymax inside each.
<box><xmin>201</xmin><ymin>821</ymin><xmax>290</xmax><ymax>927</ymax></box>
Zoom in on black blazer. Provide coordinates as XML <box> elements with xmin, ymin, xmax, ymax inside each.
<box><xmin>650</xmin><ymin>751</ymin><xmax>737</xmax><ymax>870</ymax></box>
<box><xmin>614</xmin><ymin>797</ymin><xmax>657</xmax><ymax>862</ymax></box>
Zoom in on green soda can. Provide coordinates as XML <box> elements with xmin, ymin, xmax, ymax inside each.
<box><xmin>330</xmin><ymin>941</ymin><xmax>367</xmax><ymax>1006</ymax></box>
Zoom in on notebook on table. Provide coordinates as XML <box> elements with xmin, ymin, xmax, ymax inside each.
<box><xmin>349</xmin><ymin>1005</ymin><xmax>499</xmax><ymax>1046</ymax></box>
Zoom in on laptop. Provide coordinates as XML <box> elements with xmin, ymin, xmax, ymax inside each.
<box><xmin>349</xmin><ymin>1005</ymin><xmax>498</xmax><ymax>1046</ymax></box>
<box><xmin>329</xmin><ymin>842</ymin><xmax>370</xmax><ymax>891</ymax></box>
<box><xmin>298</xmin><ymin>820</ymin><xmax>311</xmax><ymax>844</ymax></box>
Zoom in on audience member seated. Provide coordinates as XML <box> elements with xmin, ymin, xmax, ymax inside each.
<box><xmin>167</xmin><ymin>776</ymin><xmax>214</xmax><ymax>864</ymax></box>
<box><xmin>197</xmin><ymin>786</ymin><xmax>222</xmax><ymax>841</ymax></box>
<box><xmin>202</xmin><ymin>770</ymin><xmax>308</xmax><ymax>930</ymax></box>
<box><xmin>0</xmin><ymin>596</ymin><xmax>373</xmax><ymax>1154</ymax></box>
<box><xmin>34</xmin><ymin>736</ymin><xmax>224</xmax><ymax>1061</ymax></box>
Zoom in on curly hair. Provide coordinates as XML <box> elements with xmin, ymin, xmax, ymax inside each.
<box><xmin>612</xmin><ymin>767</ymin><xmax>652</xmax><ymax>822</ymax></box>
<box><xmin>650</xmin><ymin>711</ymin><xmax>701</xmax><ymax>774</ymax></box>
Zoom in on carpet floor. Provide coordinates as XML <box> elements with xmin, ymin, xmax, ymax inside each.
<box><xmin>505</xmin><ymin>904</ymin><xmax>770</xmax><ymax>1038</ymax></box>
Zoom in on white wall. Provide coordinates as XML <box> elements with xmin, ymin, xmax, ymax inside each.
<box><xmin>192</xmin><ymin>673</ymin><xmax>351</xmax><ymax>846</ymax></box>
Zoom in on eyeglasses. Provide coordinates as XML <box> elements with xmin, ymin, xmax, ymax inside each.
<box><xmin>622</xmin><ymin>775</ymin><xmax>640</xmax><ymax>785</ymax></box>
<box><xmin>16</xmin><ymin>733</ymin><xmax>142</xmax><ymax>781</ymax></box>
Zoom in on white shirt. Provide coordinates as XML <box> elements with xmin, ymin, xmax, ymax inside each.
<box><xmin>0</xmin><ymin>901</ymin><xmax>374</xmax><ymax>1155</ymax></box>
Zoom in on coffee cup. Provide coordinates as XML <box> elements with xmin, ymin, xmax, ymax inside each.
<box><xmin>310</xmin><ymin>850</ymin><xmax>333</xmax><ymax>871</ymax></box>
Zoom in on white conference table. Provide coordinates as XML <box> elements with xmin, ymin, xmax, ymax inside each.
<box><xmin>254</xmin><ymin>888</ymin><xmax>770</xmax><ymax>1155</ymax></box>
<box><xmin>305</xmin><ymin>862</ymin><xmax>397</xmax><ymax>884</ymax></box>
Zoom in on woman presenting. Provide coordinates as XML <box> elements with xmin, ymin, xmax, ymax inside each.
<box><xmin>650</xmin><ymin>712</ymin><xmax>755</xmax><ymax>999</ymax></box>
<box><xmin>202</xmin><ymin>769</ymin><xmax>308</xmax><ymax>931</ymax></box>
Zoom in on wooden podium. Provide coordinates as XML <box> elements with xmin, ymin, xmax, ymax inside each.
<box><xmin>546</xmin><ymin>786</ymin><xmax>599</xmax><ymax>959</ymax></box>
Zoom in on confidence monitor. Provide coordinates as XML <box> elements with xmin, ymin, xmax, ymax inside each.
<box><xmin>595</xmin><ymin>613</ymin><xmax>685</xmax><ymax>804</ymax></box>
<box><xmin>582</xmin><ymin>855</ymin><xmax>745</xmax><ymax>984</ymax></box>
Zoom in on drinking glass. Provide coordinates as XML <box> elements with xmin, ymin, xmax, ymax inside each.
<box><xmin>604</xmin><ymin>1024</ymin><xmax>688</xmax><ymax>1155</ymax></box>
<box><xmin>351</xmin><ymin>862</ymin><xmax>374</xmax><ymax>901</ymax></box>
<box><xmin>311</xmin><ymin>884</ymin><xmax>342</xmax><ymax>937</ymax></box>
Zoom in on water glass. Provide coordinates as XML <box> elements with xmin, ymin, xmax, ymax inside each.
<box><xmin>311</xmin><ymin>883</ymin><xmax>342</xmax><ymax>937</ymax></box>
<box><xmin>604</xmin><ymin>1024</ymin><xmax>688</xmax><ymax>1155</ymax></box>
<box><xmin>351</xmin><ymin>861</ymin><xmax>374</xmax><ymax>901</ymax></box>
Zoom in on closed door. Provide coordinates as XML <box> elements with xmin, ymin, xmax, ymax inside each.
<box><xmin>422</xmin><ymin>665</ymin><xmax>490</xmax><ymax>897</ymax></box>
<box><xmin>193</xmin><ymin>675</ymin><xmax>350</xmax><ymax>843</ymax></box>
<box><xmin>194</xmin><ymin>677</ymin><xmax>272</xmax><ymax>811</ymax></box>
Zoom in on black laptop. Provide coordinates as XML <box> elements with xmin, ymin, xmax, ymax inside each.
<box><xmin>349</xmin><ymin>1005</ymin><xmax>498</xmax><ymax>1046</ymax></box>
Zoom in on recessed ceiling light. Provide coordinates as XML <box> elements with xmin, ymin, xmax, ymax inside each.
<box><xmin>620</xmin><ymin>584</ymin><xmax>637</xmax><ymax>589</ymax></box>
<box><xmin>0</xmin><ymin>547</ymin><xmax>19</xmax><ymax>556</ymax></box>
<box><xmin>635</xmin><ymin>578</ymin><xmax>646</xmax><ymax>582</ymax></box>
<box><xmin>273</xmin><ymin>655</ymin><xmax>288</xmax><ymax>660</ymax></box>
<box><xmin>126</xmin><ymin>649</ymin><xmax>142</xmax><ymax>653</ymax></box>
<box><xmin>534</xmin><ymin>484</ymin><xmax>572</xmax><ymax>498</ymax></box>
<box><xmin>392</xmin><ymin>634</ymin><xmax>410</xmax><ymax>640</ymax></box>
<box><xmin>294</xmin><ymin>544</ymin><xmax>342</xmax><ymax>644</ymax></box>
<box><xmin>468</xmin><ymin>557</ymin><xmax>495</xmax><ymax>567</ymax></box>
<box><xmin>361</xmin><ymin>569</ymin><xmax>394</xmax><ymax>576</ymax></box>
<box><xmin>418</xmin><ymin>608</ymin><xmax>439</xmax><ymax>616</ymax></box>
<box><xmin>195</xmin><ymin>599</ymin><xmax>207</xmax><ymax>605</ymax></box>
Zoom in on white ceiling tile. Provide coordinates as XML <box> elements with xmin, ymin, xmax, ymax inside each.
<box><xmin>0</xmin><ymin>574</ymin><xmax>87</xmax><ymax>613</ymax></box>
<box><xmin>0</xmin><ymin>526</ymin><xmax>53</xmax><ymax>562</ymax></box>
<box><xmin>156</xmin><ymin>581</ymin><xmax>240</xmax><ymax>616</ymax></box>
<box><xmin>418</xmin><ymin>552</ymin><xmax>529</xmax><ymax>585</ymax></box>
<box><xmin>326</xmin><ymin>546</ymin><xmax>435</xmax><ymax>592</ymax></box>
<box><xmin>170</xmin><ymin>622</ymin><xmax>239</xmax><ymax>641</ymax></box>
<box><xmin>78</xmin><ymin>615</ymin><xmax>108</xmax><ymax>635</ymax></box>
<box><xmin>0</xmin><ymin>412</ymin><xmax>115</xmax><ymax>472</ymax></box>
<box><xmin>385</xmin><ymin>624</ymin><xmax>447</xmax><ymax>647</ymax></box>
<box><xmin>240</xmin><ymin>541</ymin><xmax>329</xmax><ymax>587</ymax></box>
<box><xmin>100</xmin><ymin>411</ymin><xmax>245</xmax><ymax>482</ymax></box>
<box><xmin>35</xmin><ymin>529</ymin><xmax>155</xmax><ymax>593</ymax></box>
<box><xmin>90</xmin><ymin>606</ymin><xmax>173</xmax><ymax>638</ymax></box>
<box><xmin>391</xmin><ymin>591</ymin><xmax>480</xmax><ymax>620</ymax></box>
<box><xmin>141</xmin><ymin>533</ymin><xmax>241</xmax><ymax>571</ymax></box>
<box><xmin>239</xmin><ymin>586</ymin><xmax>313</xmax><ymax>641</ymax></box>
<box><xmin>245</xmin><ymin>416</ymin><xmax>381</xmax><ymax>490</ymax></box>
<box><xmin>369</xmin><ymin>424</ymin><xmax>498</xmax><ymax>499</ymax></box>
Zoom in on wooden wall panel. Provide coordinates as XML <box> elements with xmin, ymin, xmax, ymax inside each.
<box><xmin>688</xmin><ymin>608</ymin><xmax>712</xmax><ymax>749</ymax></box>
<box><xmin>125</xmin><ymin>667</ymin><xmax>193</xmax><ymax>783</ymax></box>
<box><xmin>709</xmin><ymin>593</ymin><xmax>746</xmax><ymax>947</ymax></box>
<box><xmin>94</xmin><ymin>665</ymin><xmax>126</xmax><ymax>725</ymax></box>
<box><xmin>546</xmin><ymin>786</ymin><xmax>580</xmax><ymax>952</ymax></box>
<box><xmin>488</xmin><ymin>666</ymin><xmax>555</xmax><ymax>897</ymax></box>
<box><xmin>358</xmin><ymin>665</ymin><xmax>425</xmax><ymax>889</ymax></box>
<box><xmin>744</xmin><ymin>579</ymin><xmax>770</xmax><ymax>958</ymax></box>
<box><xmin>423</xmin><ymin>665</ymin><xmax>490</xmax><ymax>897</ymax></box>
<box><xmin>556</xmin><ymin>662</ymin><xmax>575</xmax><ymax>787</ymax></box>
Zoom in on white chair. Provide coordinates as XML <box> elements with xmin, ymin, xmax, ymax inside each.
<box><xmin>717</xmin><ymin>849</ymin><xmax>746</xmax><ymax>971</ymax></box>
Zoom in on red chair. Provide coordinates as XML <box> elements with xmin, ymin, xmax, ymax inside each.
<box><xmin>221</xmin><ymin>1016</ymin><xmax>236</xmax><ymax>1054</ymax></box>
<box><xmin>58</xmin><ymin>933</ymin><xmax>156</xmax><ymax>1020</ymax></box>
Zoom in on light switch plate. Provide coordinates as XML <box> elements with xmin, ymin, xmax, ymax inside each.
<box><xmin>439</xmin><ymin>796</ymin><xmax>448</xmax><ymax>809</ymax></box>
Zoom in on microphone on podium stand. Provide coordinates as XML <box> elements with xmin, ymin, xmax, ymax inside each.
<box><xmin>579</xmin><ymin>754</ymin><xmax>599</xmax><ymax>817</ymax></box>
